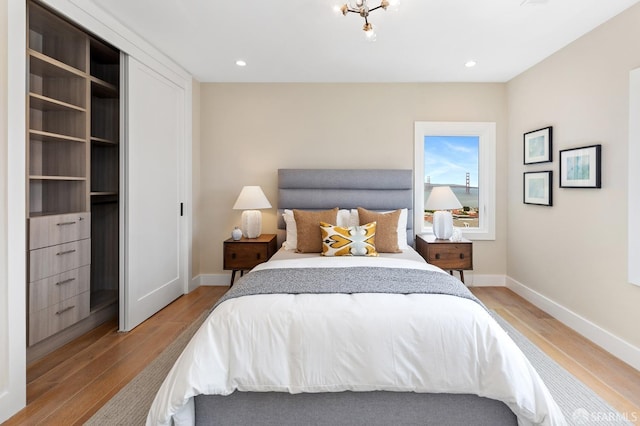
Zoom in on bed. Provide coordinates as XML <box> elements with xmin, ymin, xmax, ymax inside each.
<box><xmin>147</xmin><ymin>169</ymin><xmax>565</xmax><ymax>426</ymax></box>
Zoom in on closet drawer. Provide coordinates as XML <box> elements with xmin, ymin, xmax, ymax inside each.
<box><xmin>28</xmin><ymin>265</ymin><xmax>90</xmax><ymax>313</ymax></box>
<box><xmin>28</xmin><ymin>291</ymin><xmax>90</xmax><ymax>345</ymax></box>
<box><xmin>29</xmin><ymin>238</ymin><xmax>91</xmax><ymax>282</ymax></box>
<box><xmin>29</xmin><ymin>212</ymin><xmax>90</xmax><ymax>250</ymax></box>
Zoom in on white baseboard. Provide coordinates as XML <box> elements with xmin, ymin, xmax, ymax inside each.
<box><xmin>193</xmin><ymin>274</ymin><xmax>231</xmax><ymax>287</ymax></box>
<box><xmin>506</xmin><ymin>276</ymin><xmax>640</xmax><ymax>372</ymax></box>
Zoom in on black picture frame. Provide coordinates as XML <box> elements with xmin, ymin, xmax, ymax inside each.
<box><xmin>523</xmin><ymin>171</ymin><xmax>553</xmax><ymax>206</ymax></box>
<box><xmin>523</xmin><ymin>126</ymin><xmax>553</xmax><ymax>165</ymax></box>
<box><xmin>559</xmin><ymin>144</ymin><xmax>602</xmax><ymax>188</ymax></box>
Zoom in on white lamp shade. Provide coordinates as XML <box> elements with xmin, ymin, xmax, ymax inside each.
<box><xmin>232</xmin><ymin>186</ymin><xmax>272</xmax><ymax>210</ymax></box>
<box><xmin>424</xmin><ymin>186</ymin><xmax>462</xmax><ymax>211</ymax></box>
<box><xmin>425</xmin><ymin>186</ymin><xmax>462</xmax><ymax>240</ymax></box>
<box><xmin>233</xmin><ymin>186</ymin><xmax>271</xmax><ymax>238</ymax></box>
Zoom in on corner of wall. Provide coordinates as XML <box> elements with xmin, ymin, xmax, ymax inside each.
<box><xmin>506</xmin><ymin>276</ymin><xmax>640</xmax><ymax>372</ymax></box>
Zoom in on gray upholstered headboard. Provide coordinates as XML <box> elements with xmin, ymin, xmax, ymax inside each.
<box><xmin>277</xmin><ymin>169</ymin><xmax>414</xmax><ymax>245</ymax></box>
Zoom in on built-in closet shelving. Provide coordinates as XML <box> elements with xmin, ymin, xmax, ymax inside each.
<box><xmin>26</xmin><ymin>0</ymin><xmax>120</xmax><ymax>353</ymax></box>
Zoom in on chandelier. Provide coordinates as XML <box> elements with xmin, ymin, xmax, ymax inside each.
<box><xmin>339</xmin><ymin>0</ymin><xmax>390</xmax><ymax>38</ymax></box>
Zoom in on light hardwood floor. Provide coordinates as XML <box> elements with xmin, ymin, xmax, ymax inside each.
<box><xmin>4</xmin><ymin>286</ymin><xmax>640</xmax><ymax>425</ymax></box>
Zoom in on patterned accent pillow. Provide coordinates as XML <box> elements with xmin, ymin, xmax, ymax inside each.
<box><xmin>320</xmin><ymin>221</ymin><xmax>378</xmax><ymax>257</ymax></box>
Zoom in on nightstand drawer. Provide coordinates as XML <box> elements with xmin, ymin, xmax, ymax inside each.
<box><xmin>426</xmin><ymin>244</ymin><xmax>472</xmax><ymax>269</ymax></box>
<box><xmin>224</xmin><ymin>243</ymin><xmax>270</xmax><ymax>269</ymax></box>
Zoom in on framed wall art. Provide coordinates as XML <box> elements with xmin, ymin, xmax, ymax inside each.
<box><xmin>523</xmin><ymin>171</ymin><xmax>553</xmax><ymax>206</ymax></box>
<box><xmin>559</xmin><ymin>144</ymin><xmax>601</xmax><ymax>188</ymax></box>
<box><xmin>523</xmin><ymin>126</ymin><xmax>552</xmax><ymax>164</ymax></box>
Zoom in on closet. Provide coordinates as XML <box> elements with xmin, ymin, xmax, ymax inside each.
<box><xmin>26</xmin><ymin>0</ymin><xmax>120</xmax><ymax>354</ymax></box>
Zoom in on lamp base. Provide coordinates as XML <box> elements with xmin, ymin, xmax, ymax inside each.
<box><xmin>241</xmin><ymin>210</ymin><xmax>262</xmax><ymax>238</ymax></box>
<box><xmin>432</xmin><ymin>210</ymin><xmax>454</xmax><ymax>240</ymax></box>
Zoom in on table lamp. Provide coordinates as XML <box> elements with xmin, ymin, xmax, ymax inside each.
<box><xmin>425</xmin><ymin>186</ymin><xmax>462</xmax><ymax>240</ymax></box>
<box><xmin>232</xmin><ymin>186</ymin><xmax>272</xmax><ymax>238</ymax></box>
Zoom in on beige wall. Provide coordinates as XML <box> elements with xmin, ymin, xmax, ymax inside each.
<box><xmin>198</xmin><ymin>83</ymin><xmax>508</xmax><ymax>277</ymax></box>
<box><xmin>507</xmin><ymin>3</ymin><xmax>640</xmax><ymax>347</ymax></box>
<box><xmin>191</xmin><ymin>78</ymin><xmax>201</xmax><ymax>280</ymax></box>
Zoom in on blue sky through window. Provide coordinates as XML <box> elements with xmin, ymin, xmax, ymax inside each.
<box><xmin>424</xmin><ymin>136</ymin><xmax>479</xmax><ymax>187</ymax></box>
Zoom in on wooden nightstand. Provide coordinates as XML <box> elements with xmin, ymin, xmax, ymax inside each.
<box><xmin>415</xmin><ymin>234</ymin><xmax>473</xmax><ymax>284</ymax></box>
<box><xmin>223</xmin><ymin>234</ymin><xmax>277</xmax><ymax>286</ymax></box>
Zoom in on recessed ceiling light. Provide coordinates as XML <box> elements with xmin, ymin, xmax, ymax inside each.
<box><xmin>236</xmin><ymin>60</ymin><xmax>247</xmax><ymax>67</ymax></box>
<box><xmin>465</xmin><ymin>60</ymin><xmax>477</xmax><ymax>68</ymax></box>
<box><xmin>520</xmin><ymin>0</ymin><xmax>548</xmax><ymax>5</ymax></box>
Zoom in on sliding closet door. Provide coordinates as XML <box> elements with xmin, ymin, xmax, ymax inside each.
<box><xmin>121</xmin><ymin>56</ymin><xmax>185</xmax><ymax>331</ymax></box>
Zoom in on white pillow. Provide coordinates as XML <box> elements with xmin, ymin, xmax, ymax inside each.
<box><xmin>350</xmin><ymin>208</ymin><xmax>409</xmax><ymax>249</ymax></box>
<box><xmin>282</xmin><ymin>209</ymin><xmax>351</xmax><ymax>251</ymax></box>
<box><xmin>337</xmin><ymin>209</ymin><xmax>352</xmax><ymax>228</ymax></box>
<box><xmin>282</xmin><ymin>209</ymin><xmax>297</xmax><ymax>250</ymax></box>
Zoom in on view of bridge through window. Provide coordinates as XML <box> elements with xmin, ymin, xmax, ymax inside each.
<box><xmin>423</xmin><ymin>135</ymin><xmax>479</xmax><ymax>229</ymax></box>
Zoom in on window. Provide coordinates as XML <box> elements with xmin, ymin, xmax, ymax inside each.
<box><xmin>414</xmin><ymin>122</ymin><xmax>496</xmax><ymax>240</ymax></box>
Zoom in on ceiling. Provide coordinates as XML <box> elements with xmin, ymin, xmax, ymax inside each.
<box><xmin>90</xmin><ymin>0</ymin><xmax>639</xmax><ymax>83</ymax></box>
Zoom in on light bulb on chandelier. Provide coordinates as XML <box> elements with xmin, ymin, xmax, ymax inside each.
<box><xmin>338</xmin><ymin>0</ymin><xmax>398</xmax><ymax>38</ymax></box>
<box><xmin>363</xmin><ymin>22</ymin><xmax>376</xmax><ymax>41</ymax></box>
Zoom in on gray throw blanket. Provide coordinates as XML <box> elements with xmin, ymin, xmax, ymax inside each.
<box><xmin>214</xmin><ymin>267</ymin><xmax>486</xmax><ymax>311</ymax></box>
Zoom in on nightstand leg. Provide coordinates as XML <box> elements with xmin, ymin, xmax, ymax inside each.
<box><xmin>459</xmin><ymin>270</ymin><xmax>465</xmax><ymax>284</ymax></box>
<box><xmin>230</xmin><ymin>270</ymin><xmax>237</xmax><ymax>287</ymax></box>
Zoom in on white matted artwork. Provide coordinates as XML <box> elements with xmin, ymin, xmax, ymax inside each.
<box><xmin>523</xmin><ymin>126</ymin><xmax>552</xmax><ymax>164</ymax></box>
<box><xmin>559</xmin><ymin>145</ymin><xmax>602</xmax><ymax>188</ymax></box>
<box><xmin>523</xmin><ymin>171</ymin><xmax>552</xmax><ymax>206</ymax></box>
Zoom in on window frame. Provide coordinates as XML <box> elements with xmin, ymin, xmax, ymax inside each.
<box><xmin>414</xmin><ymin>121</ymin><xmax>496</xmax><ymax>241</ymax></box>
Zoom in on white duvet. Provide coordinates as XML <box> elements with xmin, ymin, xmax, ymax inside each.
<box><xmin>147</xmin><ymin>250</ymin><xmax>566</xmax><ymax>425</ymax></box>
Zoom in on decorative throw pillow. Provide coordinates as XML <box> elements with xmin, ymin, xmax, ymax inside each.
<box><xmin>356</xmin><ymin>207</ymin><xmax>402</xmax><ymax>253</ymax></box>
<box><xmin>320</xmin><ymin>221</ymin><xmax>378</xmax><ymax>257</ymax></box>
<box><xmin>283</xmin><ymin>209</ymin><xmax>352</xmax><ymax>251</ymax></box>
<box><xmin>350</xmin><ymin>208</ymin><xmax>409</xmax><ymax>249</ymax></box>
<box><xmin>293</xmin><ymin>208</ymin><xmax>339</xmax><ymax>253</ymax></box>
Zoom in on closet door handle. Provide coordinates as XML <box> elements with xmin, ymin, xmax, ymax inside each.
<box><xmin>55</xmin><ymin>305</ymin><xmax>75</xmax><ymax>315</ymax></box>
<box><xmin>56</xmin><ymin>249</ymin><xmax>76</xmax><ymax>256</ymax></box>
<box><xmin>55</xmin><ymin>278</ymin><xmax>76</xmax><ymax>286</ymax></box>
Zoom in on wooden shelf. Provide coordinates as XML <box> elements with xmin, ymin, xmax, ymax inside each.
<box><xmin>90</xmin><ymin>77</ymin><xmax>118</xmax><ymax>96</ymax></box>
<box><xmin>29</xmin><ymin>93</ymin><xmax>85</xmax><ymax>112</ymax></box>
<box><xmin>30</xmin><ymin>129</ymin><xmax>86</xmax><ymax>144</ymax></box>
<box><xmin>28</xmin><ymin>49</ymin><xmax>85</xmax><ymax>78</ymax></box>
<box><xmin>90</xmin><ymin>136</ymin><xmax>117</xmax><ymax>145</ymax></box>
<box><xmin>30</xmin><ymin>175</ymin><xmax>86</xmax><ymax>181</ymax></box>
<box><xmin>90</xmin><ymin>191</ymin><xmax>118</xmax><ymax>196</ymax></box>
